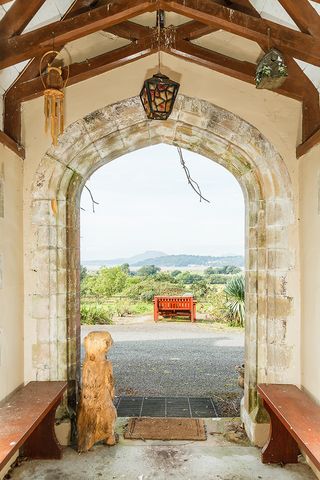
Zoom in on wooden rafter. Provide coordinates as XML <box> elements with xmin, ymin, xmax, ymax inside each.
<box><xmin>0</xmin><ymin>0</ymin><xmax>157</xmax><ymax>70</ymax></box>
<box><xmin>168</xmin><ymin>39</ymin><xmax>303</xmax><ymax>101</ymax></box>
<box><xmin>4</xmin><ymin>0</ymin><xmax>94</xmax><ymax>85</ymax></box>
<box><xmin>0</xmin><ymin>131</ymin><xmax>25</xmax><ymax>159</ymax></box>
<box><xmin>277</xmin><ymin>0</ymin><xmax>320</xmax><ymax>36</ymax></box>
<box><xmin>0</xmin><ymin>0</ymin><xmax>46</xmax><ymax>37</ymax></box>
<box><xmin>174</xmin><ymin>20</ymin><xmax>217</xmax><ymax>40</ymax></box>
<box><xmin>297</xmin><ymin>129</ymin><xmax>320</xmax><ymax>158</ymax></box>
<box><xmin>236</xmin><ymin>0</ymin><xmax>320</xmax><ymax>153</ymax></box>
<box><xmin>1</xmin><ymin>0</ymin><xmax>320</xmax><ymax>158</ymax></box>
<box><xmin>3</xmin><ymin>0</ymin><xmax>101</xmax><ymax>145</ymax></box>
<box><xmin>106</xmin><ymin>21</ymin><xmax>152</xmax><ymax>41</ymax></box>
<box><xmin>8</xmin><ymin>41</ymin><xmax>156</xmax><ymax>103</ymax></box>
<box><xmin>159</xmin><ymin>0</ymin><xmax>320</xmax><ymax>66</ymax></box>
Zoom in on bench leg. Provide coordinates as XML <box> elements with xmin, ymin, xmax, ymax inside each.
<box><xmin>261</xmin><ymin>400</ymin><xmax>300</xmax><ymax>465</ymax></box>
<box><xmin>154</xmin><ymin>302</ymin><xmax>159</xmax><ymax>322</ymax></box>
<box><xmin>22</xmin><ymin>400</ymin><xmax>63</xmax><ymax>460</ymax></box>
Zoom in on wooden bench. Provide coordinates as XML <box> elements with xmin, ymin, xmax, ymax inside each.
<box><xmin>258</xmin><ymin>384</ymin><xmax>320</xmax><ymax>470</ymax></box>
<box><xmin>0</xmin><ymin>381</ymin><xmax>67</xmax><ymax>472</ymax></box>
<box><xmin>153</xmin><ymin>295</ymin><xmax>197</xmax><ymax>322</ymax></box>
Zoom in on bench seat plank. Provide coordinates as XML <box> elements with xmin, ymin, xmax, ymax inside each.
<box><xmin>0</xmin><ymin>381</ymin><xmax>67</xmax><ymax>470</ymax></box>
<box><xmin>258</xmin><ymin>384</ymin><xmax>320</xmax><ymax>469</ymax></box>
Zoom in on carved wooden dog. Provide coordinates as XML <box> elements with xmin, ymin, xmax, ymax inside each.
<box><xmin>77</xmin><ymin>331</ymin><xmax>117</xmax><ymax>452</ymax></box>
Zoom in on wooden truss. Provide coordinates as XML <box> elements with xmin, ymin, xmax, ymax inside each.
<box><xmin>1</xmin><ymin>0</ymin><xmax>320</xmax><ymax>159</ymax></box>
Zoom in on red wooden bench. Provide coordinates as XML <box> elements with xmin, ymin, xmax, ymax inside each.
<box><xmin>153</xmin><ymin>295</ymin><xmax>197</xmax><ymax>322</ymax></box>
<box><xmin>0</xmin><ymin>381</ymin><xmax>67</xmax><ymax>472</ymax></box>
<box><xmin>258</xmin><ymin>384</ymin><xmax>320</xmax><ymax>470</ymax></box>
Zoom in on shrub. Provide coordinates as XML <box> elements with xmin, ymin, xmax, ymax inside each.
<box><xmin>199</xmin><ymin>288</ymin><xmax>228</xmax><ymax>323</ymax></box>
<box><xmin>224</xmin><ymin>274</ymin><xmax>245</xmax><ymax>327</ymax></box>
<box><xmin>113</xmin><ymin>299</ymin><xmax>133</xmax><ymax>317</ymax></box>
<box><xmin>80</xmin><ymin>303</ymin><xmax>113</xmax><ymax>325</ymax></box>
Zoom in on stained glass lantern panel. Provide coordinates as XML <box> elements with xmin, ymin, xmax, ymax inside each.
<box><xmin>140</xmin><ymin>73</ymin><xmax>180</xmax><ymax>120</ymax></box>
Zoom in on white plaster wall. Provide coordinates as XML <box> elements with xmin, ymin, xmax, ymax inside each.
<box><xmin>300</xmin><ymin>144</ymin><xmax>320</xmax><ymax>404</ymax></box>
<box><xmin>0</xmin><ymin>145</ymin><xmax>23</xmax><ymax>401</ymax></box>
<box><xmin>21</xmin><ymin>53</ymin><xmax>302</xmax><ymax>387</ymax></box>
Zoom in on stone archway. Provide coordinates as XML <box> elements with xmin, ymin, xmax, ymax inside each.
<box><xmin>28</xmin><ymin>95</ymin><xmax>296</xmax><ymax>445</ymax></box>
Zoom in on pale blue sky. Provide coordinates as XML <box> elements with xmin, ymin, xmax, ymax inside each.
<box><xmin>80</xmin><ymin>145</ymin><xmax>245</xmax><ymax>260</ymax></box>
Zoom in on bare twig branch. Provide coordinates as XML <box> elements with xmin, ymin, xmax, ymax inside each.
<box><xmin>177</xmin><ymin>147</ymin><xmax>210</xmax><ymax>203</ymax></box>
<box><xmin>84</xmin><ymin>184</ymin><xmax>99</xmax><ymax>213</ymax></box>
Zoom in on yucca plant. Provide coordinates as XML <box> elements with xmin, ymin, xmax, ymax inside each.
<box><xmin>224</xmin><ymin>274</ymin><xmax>245</xmax><ymax>327</ymax></box>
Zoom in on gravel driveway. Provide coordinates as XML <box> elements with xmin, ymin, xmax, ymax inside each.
<box><xmin>81</xmin><ymin>320</ymin><xmax>244</xmax><ymax>414</ymax></box>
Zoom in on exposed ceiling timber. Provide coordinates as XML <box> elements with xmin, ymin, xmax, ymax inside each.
<box><xmin>297</xmin><ymin>127</ymin><xmax>320</xmax><ymax>158</ymax></box>
<box><xmin>277</xmin><ymin>0</ymin><xmax>320</xmax><ymax>36</ymax></box>
<box><xmin>0</xmin><ymin>130</ymin><xmax>25</xmax><ymax>159</ymax></box>
<box><xmin>9</xmin><ymin>40</ymin><xmax>303</xmax><ymax>105</ymax></box>
<box><xmin>0</xmin><ymin>0</ymin><xmax>157</xmax><ymax>70</ymax></box>
<box><xmin>168</xmin><ymin>39</ymin><xmax>256</xmax><ymax>84</ymax></box>
<box><xmin>3</xmin><ymin>0</ymin><xmax>97</xmax><ymax>144</ymax></box>
<box><xmin>9</xmin><ymin>41</ymin><xmax>156</xmax><ymax>103</ymax></box>
<box><xmin>0</xmin><ymin>0</ymin><xmax>46</xmax><ymax>37</ymax></box>
<box><xmin>106</xmin><ymin>21</ymin><xmax>152</xmax><ymax>41</ymax></box>
<box><xmin>230</xmin><ymin>0</ymin><xmax>260</xmax><ymax>17</ymax></box>
<box><xmin>175</xmin><ymin>20</ymin><xmax>218</xmax><ymax>40</ymax></box>
<box><xmin>7</xmin><ymin>0</ymin><xmax>99</xmax><ymax>87</ymax></box>
<box><xmin>168</xmin><ymin>40</ymin><xmax>302</xmax><ymax>101</ymax></box>
<box><xmin>229</xmin><ymin>0</ymin><xmax>320</xmax><ymax>150</ymax></box>
<box><xmin>159</xmin><ymin>0</ymin><xmax>320</xmax><ymax>66</ymax></box>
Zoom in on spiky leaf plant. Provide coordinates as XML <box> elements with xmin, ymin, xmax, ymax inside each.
<box><xmin>224</xmin><ymin>274</ymin><xmax>245</xmax><ymax>327</ymax></box>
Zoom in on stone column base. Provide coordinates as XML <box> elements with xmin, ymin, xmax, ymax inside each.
<box><xmin>241</xmin><ymin>398</ymin><xmax>270</xmax><ymax>447</ymax></box>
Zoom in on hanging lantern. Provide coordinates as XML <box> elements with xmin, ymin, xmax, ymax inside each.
<box><xmin>40</xmin><ymin>51</ymin><xmax>69</xmax><ymax>145</ymax></box>
<box><xmin>140</xmin><ymin>9</ymin><xmax>180</xmax><ymax>120</ymax></box>
<box><xmin>255</xmin><ymin>48</ymin><xmax>288</xmax><ymax>90</ymax></box>
<box><xmin>140</xmin><ymin>73</ymin><xmax>180</xmax><ymax>120</ymax></box>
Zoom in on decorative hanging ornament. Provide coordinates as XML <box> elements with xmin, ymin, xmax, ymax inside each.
<box><xmin>140</xmin><ymin>73</ymin><xmax>180</xmax><ymax>120</ymax></box>
<box><xmin>40</xmin><ymin>51</ymin><xmax>69</xmax><ymax>145</ymax></box>
<box><xmin>140</xmin><ymin>10</ymin><xmax>180</xmax><ymax>120</ymax></box>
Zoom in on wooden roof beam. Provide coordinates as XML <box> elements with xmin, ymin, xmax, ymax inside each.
<box><xmin>106</xmin><ymin>21</ymin><xmax>152</xmax><ymax>41</ymax></box>
<box><xmin>8</xmin><ymin>41</ymin><xmax>155</xmax><ymax>103</ymax></box>
<box><xmin>159</xmin><ymin>0</ymin><xmax>320</xmax><ymax>66</ymax></box>
<box><xmin>277</xmin><ymin>0</ymin><xmax>320</xmax><ymax>36</ymax></box>
<box><xmin>168</xmin><ymin>39</ymin><xmax>303</xmax><ymax>101</ymax></box>
<box><xmin>297</xmin><ymin>128</ymin><xmax>320</xmax><ymax>158</ymax></box>
<box><xmin>175</xmin><ymin>20</ymin><xmax>218</xmax><ymax>40</ymax></box>
<box><xmin>234</xmin><ymin>0</ymin><xmax>320</xmax><ymax>154</ymax></box>
<box><xmin>0</xmin><ymin>0</ymin><xmax>46</xmax><ymax>37</ymax></box>
<box><xmin>0</xmin><ymin>0</ymin><xmax>157</xmax><ymax>69</ymax></box>
<box><xmin>0</xmin><ymin>131</ymin><xmax>25</xmax><ymax>159</ymax></box>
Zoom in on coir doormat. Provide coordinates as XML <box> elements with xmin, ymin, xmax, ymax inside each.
<box><xmin>124</xmin><ymin>417</ymin><xmax>207</xmax><ymax>441</ymax></box>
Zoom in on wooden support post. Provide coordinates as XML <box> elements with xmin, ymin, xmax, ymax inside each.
<box><xmin>261</xmin><ymin>400</ymin><xmax>300</xmax><ymax>465</ymax></box>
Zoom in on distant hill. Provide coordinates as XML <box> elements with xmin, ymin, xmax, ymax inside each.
<box><xmin>83</xmin><ymin>250</ymin><xmax>167</xmax><ymax>267</ymax></box>
<box><xmin>83</xmin><ymin>251</ymin><xmax>244</xmax><ymax>269</ymax></box>
<box><xmin>132</xmin><ymin>254</ymin><xmax>244</xmax><ymax>268</ymax></box>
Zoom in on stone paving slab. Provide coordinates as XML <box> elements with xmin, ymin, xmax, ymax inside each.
<box><xmin>8</xmin><ymin>419</ymin><xmax>316</xmax><ymax>480</ymax></box>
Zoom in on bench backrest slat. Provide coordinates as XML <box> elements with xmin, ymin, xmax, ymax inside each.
<box><xmin>0</xmin><ymin>381</ymin><xmax>67</xmax><ymax>470</ymax></box>
<box><xmin>258</xmin><ymin>384</ymin><xmax>320</xmax><ymax>470</ymax></box>
<box><xmin>154</xmin><ymin>296</ymin><xmax>195</xmax><ymax>311</ymax></box>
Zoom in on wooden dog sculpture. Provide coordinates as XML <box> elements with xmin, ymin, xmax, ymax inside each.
<box><xmin>77</xmin><ymin>331</ymin><xmax>117</xmax><ymax>452</ymax></box>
